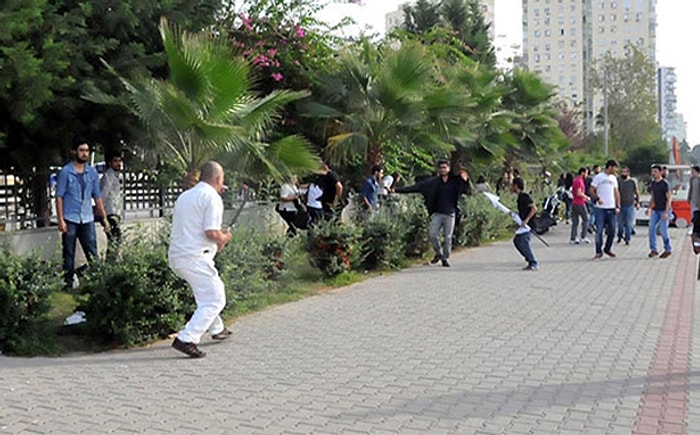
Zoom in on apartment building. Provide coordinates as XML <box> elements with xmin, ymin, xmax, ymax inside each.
<box><xmin>658</xmin><ymin>66</ymin><xmax>687</xmax><ymax>146</ymax></box>
<box><xmin>522</xmin><ymin>0</ymin><xmax>657</xmax><ymax>132</ymax></box>
<box><xmin>385</xmin><ymin>0</ymin><xmax>495</xmax><ymax>40</ymax></box>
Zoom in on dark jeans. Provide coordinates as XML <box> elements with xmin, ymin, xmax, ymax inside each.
<box><xmin>570</xmin><ymin>204</ymin><xmax>588</xmax><ymax>241</ymax></box>
<box><xmin>308</xmin><ymin>207</ymin><xmax>323</xmax><ymax>227</ymax></box>
<box><xmin>514</xmin><ymin>232</ymin><xmax>537</xmax><ymax>267</ymax></box>
<box><xmin>277</xmin><ymin>209</ymin><xmax>298</xmax><ymax>236</ymax></box>
<box><xmin>62</xmin><ymin>220</ymin><xmax>98</xmax><ymax>288</ymax></box>
<box><xmin>105</xmin><ymin>215</ymin><xmax>121</xmax><ymax>260</ymax></box>
<box><xmin>594</xmin><ymin>208</ymin><xmax>617</xmax><ymax>254</ymax></box>
<box><xmin>616</xmin><ymin>205</ymin><xmax>635</xmax><ymax>242</ymax></box>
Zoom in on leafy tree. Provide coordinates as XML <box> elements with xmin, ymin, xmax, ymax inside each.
<box><xmin>402</xmin><ymin>0</ymin><xmax>442</xmax><ymax>34</ymax></box>
<box><xmin>591</xmin><ymin>44</ymin><xmax>661</xmax><ymax>157</ymax></box>
<box><xmin>87</xmin><ymin>19</ymin><xmax>319</xmax><ymax>185</ymax></box>
<box><xmin>0</xmin><ymin>0</ymin><xmax>222</xmax><ymax>170</ymax></box>
<box><xmin>443</xmin><ymin>0</ymin><xmax>496</xmax><ymax>66</ymax></box>
<box><xmin>216</xmin><ymin>0</ymin><xmax>341</xmax><ymax>96</ymax></box>
<box><xmin>623</xmin><ymin>141</ymin><xmax>668</xmax><ymax>176</ymax></box>
<box><xmin>555</xmin><ymin>101</ymin><xmax>585</xmax><ymax>150</ymax></box>
<box><xmin>300</xmin><ymin>39</ymin><xmax>456</xmax><ymax>173</ymax></box>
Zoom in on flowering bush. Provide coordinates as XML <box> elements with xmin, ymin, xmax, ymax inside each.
<box><xmin>218</xmin><ymin>0</ymin><xmax>340</xmax><ymax>95</ymax></box>
<box><xmin>306</xmin><ymin>219</ymin><xmax>361</xmax><ymax>277</ymax></box>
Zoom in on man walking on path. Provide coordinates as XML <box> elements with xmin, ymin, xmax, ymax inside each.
<box><xmin>617</xmin><ymin>166</ymin><xmax>640</xmax><ymax>245</ymax></box>
<box><xmin>570</xmin><ymin>167</ymin><xmax>590</xmax><ymax>244</ymax></box>
<box><xmin>511</xmin><ymin>177</ymin><xmax>539</xmax><ymax>271</ymax></box>
<box><xmin>395</xmin><ymin>159</ymin><xmax>470</xmax><ymax>267</ymax></box>
<box><xmin>590</xmin><ymin>160</ymin><xmax>620</xmax><ymax>259</ymax></box>
<box><xmin>56</xmin><ymin>138</ymin><xmax>110</xmax><ymax>289</ymax></box>
<box><xmin>169</xmin><ymin>161</ymin><xmax>233</xmax><ymax>358</ymax></box>
<box><xmin>99</xmin><ymin>150</ymin><xmax>124</xmax><ymax>260</ymax></box>
<box><xmin>646</xmin><ymin>164</ymin><xmax>672</xmax><ymax>259</ymax></box>
<box><xmin>688</xmin><ymin>165</ymin><xmax>700</xmax><ymax>237</ymax></box>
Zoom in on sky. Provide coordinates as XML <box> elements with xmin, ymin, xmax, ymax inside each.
<box><xmin>318</xmin><ymin>0</ymin><xmax>700</xmax><ymax>146</ymax></box>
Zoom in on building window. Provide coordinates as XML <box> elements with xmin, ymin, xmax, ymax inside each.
<box><xmin>535</xmin><ymin>54</ymin><xmax>541</xmax><ymax>62</ymax></box>
<box><xmin>571</xmin><ymin>52</ymin><xmax>578</xmax><ymax>59</ymax></box>
<box><xmin>560</xmin><ymin>28</ymin><xmax>565</xmax><ymax>35</ymax></box>
<box><xmin>610</xmin><ymin>13</ymin><xmax>616</xmax><ymax>20</ymax></box>
<box><xmin>599</xmin><ymin>26</ymin><xmax>605</xmax><ymax>33</ymax></box>
<box><xmin>599</xmin><ymin>14</ymin><xmax>605</xmax><ymax>21</ymax></box>
<box><xmin>610</xmin><ymin>38</ymin><xmax>617</xmax><ymax>45</ymax></box>
<box><xmin>610</xmin><ymin>25</ymin><xmax>617</xmax><ymax>32</ymax></box>
<box><xmin>545</xmin><ymin>29</ymin><xmax>551</xmax><ymax>36</ymax></box>
<box><xmin>535</xmin><ymin>30</ymin><xmax>541</xmax><ymax>37</ymax></box>
<box><xmin>599</xmin><ymin>2</ymin><xmax>605</xmax><ymax>9</ymax></box>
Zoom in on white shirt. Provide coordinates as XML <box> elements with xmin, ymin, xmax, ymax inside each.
<box><xmin>99</xmin><ymin>167</ymin><xmax>123</xmax><ymax>217</ymax></box>
<box><xmin>169</xmin><ymin>182</ymin><xmax>223</xmax><ymax>262</ymax></box>
<box><xmin>278</xmin><ymin>183</ymin><xmax>299</xmax><ymax>212</ymax></box>
<box><xmin>591</xmin><ymin>172</ymin><xmax>618</xmax><ymax>209</ymax></box>
<box><xmin>306</xmin><ymin>183</ymin><xmax>323</xmax><ymax>209</ymax></box>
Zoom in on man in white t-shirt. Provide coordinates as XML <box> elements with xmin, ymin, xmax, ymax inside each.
<box><xmin>590</xmin><ymin>159</ymin><xmax>620</xmax><ymax>259</ymax></box>
<box><xmin>169</xmin><ymin>161</ymin><xmax>232</xmax><ymax>358</ymax></box>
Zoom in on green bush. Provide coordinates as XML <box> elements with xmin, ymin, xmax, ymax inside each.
<box><xmin>455</xmin><ymin>195</ymin><xmax>512</xmax><ymax>247</ymax></box>
<box><xmin>78</xmin><ymin>241</ymin><xmax>194</xmax><ymax>347</ymax></box>
<box><xmin>306</xmin><ymin>219</ymin><xmax>361</xmax><ymax>277</ymax></box>
<box><xmin>395</xmin><ymin>195</ymin><xmax>430</xmax><ymax>257</ymax></box>
<box><xmin>360</xmin><ymin>213</ymin><xmax>408</xmax><ymax>270</ymax></box>
<box><xmin>0</xmin><ymin>248</ymin><xmax>63</xmax><ymax>355</ymax></box>
<box><xmin>216</xmin><ymin>227</ymin><xmax>291</xmax><ymax>306</ymax></box>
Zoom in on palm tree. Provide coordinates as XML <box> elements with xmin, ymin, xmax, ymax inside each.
<box><xmin>300</xmin><ymin>39</ymin><xmax>456</xmax><ymax>171</ymax></box>
<box><xmin>501</xmin><ymin>68</ymin><xmax>568</xmax><ymax>167</ymax></box>
<box><xmin>86</xmin><ymin>18</ymin><xmax>319</xmax><ymax>186</ymax></box>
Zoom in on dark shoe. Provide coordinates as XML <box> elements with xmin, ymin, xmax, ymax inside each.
<box><xmin>604</xmin><ymin>250</ymin><xmax>616</xmax><ymax>258</ymax></box>
<box><xmin>593</xmin><ymin>253</ymin><xmax>603</xmax><ymax>260</ymax></box>
<box><xmin>430</xmin><ymin>254</ymin><xmax>442</xmax><ymax>264</ymax></box>
<box><xmin>523</xmin><ymin>265</ymin><xmax>539</xmax><ymax>271</ymax></box>
<box><xmin>616</xmin><ymin>237</ymin><xmax>622</xmax><ymax>244</ymax></box>
<box><xmin>624</xmin><ymin>240</ymin><xmax>629</xmax><ymax>245</ymax></box>
<box><xmin>648</xmin><ymin>250</ymin><xmax>659</xmax><ymax>258</ymax></box>
<box><xmin>211</xmin><ymin>328</ymin><xmax>233</xmax><ymax>341</ymax></box>
<box><xmin>172</xmin><ymin>338</ymin><xmax>206</xmax><ymax>358</ymax></box>
<box><xmin>441</xmin><ymin>259</ymin><xmax>451</xmax><ymax>267</ymax></box>
<box><xmin>659</xmin><ymin>251</ymin><xmax>672</xmax><ymax>259</ymax></box>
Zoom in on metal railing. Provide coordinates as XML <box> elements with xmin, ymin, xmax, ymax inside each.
<box><xmin>0</xmin><ymin>170</ymin><xmax>184</xmax><ymax>231</ymax></box>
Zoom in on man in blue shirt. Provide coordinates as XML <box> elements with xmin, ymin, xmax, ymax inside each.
<box><xmin>360</xmin><ymin>165</ymin><xmax>383</xmax><ymax>216</ymax></box>
<box><xmin>56</xmin><ymin>138</ymin><xmax>110</xmax><ymax>288</ymax></box>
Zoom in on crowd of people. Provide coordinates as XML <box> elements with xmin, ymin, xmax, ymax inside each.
<box><xmin>53</xmin><ymin>139</ymin><xmax>698</xmax><ymax>358</ymax></box>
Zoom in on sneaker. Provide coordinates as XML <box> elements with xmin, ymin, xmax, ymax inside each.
<box><xmin>523</xmin><ymin>265</ymin><xmax>539</xmax><ymax>271</ymax></box>
<box><xmin>648</xmin><ymin>250</ymin><xmax>659</xmax><ymax>258</ymax></box>
<box><xmin>604</xmin><ymin>250</ymin><xmax>616</xmax><ymax>258</ymax></box>
<box><xmin>616</xmin><ymin>237</ymin><xmax>622</xmax><ymax>244</ymax></box>
<box><xmin>581</xmin><ymin>238</ymin><xmax>591</xmax><ymax>244</ymax></box>
<box><xmin>659</xmin><ymin>251</ymin><xmax>672</xmax><ymax>259</ymax></box>
<box><xmin>430</xmin><ymin>254</ymin><xmax>442</xmax><ymax>264</ymax></box>
<box><xmin>441</xmin><ymin>259</ymin><xmax>451</xmax><ymax>267</ymax></box>
<box><xmin>211</xmin><ymin>328</ymin><xmax>233</xmax><ymax>341</ymax></box>
<box><xmin>172</xmin><ymin>337</ymin><xmax>206</xmax><ymax>358</ymax></box>
<box><xmin>593</xmin><ymin>253</ymin><xmax>603</xmax><ymax>260</ymax></box>
<box><xmin>570</xmin><ymin>239</ymin><xmax>580</xmax><ymax>245</ymax></box>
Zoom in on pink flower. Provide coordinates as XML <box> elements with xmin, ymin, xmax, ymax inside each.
<box><xmin>267</xmin><ymin>48</ymin><xmax>278</xmax><ymax>57</ymax></box>
<box><xmin>240</xmin><ymin>14</ymin><xmax>253</xmax><ymax>31</ymax></box>
<box><xmin>271</xmin><ymin>72</ymin><xmax>284</xmax><ymax>82</ymax></box>
<box><xmin>295</xmin><ymin>25</ymin><xmax>305</xmax><ymax>38</ymax></box>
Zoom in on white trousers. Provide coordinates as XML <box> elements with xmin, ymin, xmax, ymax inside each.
<box><xmin>171</xmin><ymin>256</ymin><xmax>226</xmax><ymax>344</ymax></box>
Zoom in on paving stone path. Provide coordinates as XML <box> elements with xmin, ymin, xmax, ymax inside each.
<box><xmin>1</xmin><ymin>224</ymin><xmax>698</xmax><ymax>434</ymax></box>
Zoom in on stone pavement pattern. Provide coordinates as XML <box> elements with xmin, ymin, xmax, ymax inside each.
<box><xmin>0</xmin><ymin>225</ymin><xmax>697</xmax><ymax>434</ymax></box>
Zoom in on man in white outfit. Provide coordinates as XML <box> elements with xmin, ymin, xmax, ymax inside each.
<box><xmin>169</xmin><ymin>161</ymin><xmax>232</xmax><ymax>358</ymax></box>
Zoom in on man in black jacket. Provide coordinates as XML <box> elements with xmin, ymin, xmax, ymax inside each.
<box><xmin>395</xmin><ymin>160</ymin><xmax>471</xmax><ymax>267</ymax></box>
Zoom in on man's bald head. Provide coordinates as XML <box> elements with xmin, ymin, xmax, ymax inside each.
<box><xmin>199</xmin><ymin>161</ymin><xmax>225</xmax><ymax>192</ymax></box>
<box><xmin>200</xmin><ymin>161</ymin><xmax>223</xmax><ymax>182</ymax></box>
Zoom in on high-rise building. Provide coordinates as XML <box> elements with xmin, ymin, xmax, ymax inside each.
<box><xmin>522</xmin><ymin>0</ymin><xmax>657</xmax><ymax>133</ymax></box>
<box><xmin>658</xmin><ymin>66</ymin><xmax>687</xmax><ymax>158</ymax></box>
<box><xmin>385</xmin><ymin>0</ymin><xmax>495</xmax><ymax>41</ymax></box>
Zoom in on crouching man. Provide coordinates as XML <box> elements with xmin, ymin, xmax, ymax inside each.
<box><xmin>169</xmin><ymin>161</ymin><xmax>233</xmax><ymax>358</ymax></box>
